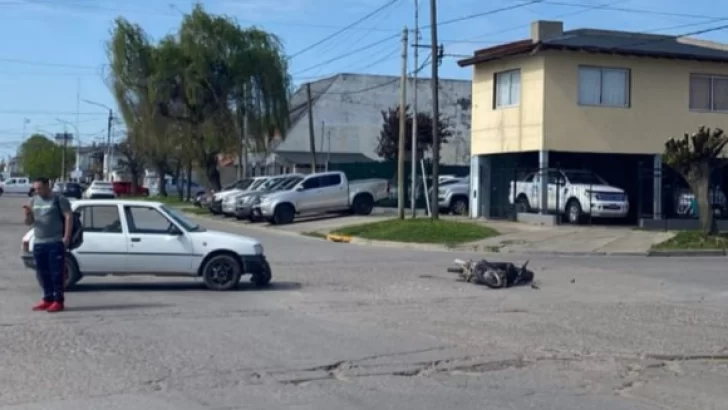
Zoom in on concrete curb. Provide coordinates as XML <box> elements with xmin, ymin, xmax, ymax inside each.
<box><xmin>646</xmin><ymin>249</ymin><xmax>727</xmax><ymax>257</ymax></box>
<box><xmin>183</xmin><ymin>211</ymin><xmax>728</xmax><ymax>258</ymax></box>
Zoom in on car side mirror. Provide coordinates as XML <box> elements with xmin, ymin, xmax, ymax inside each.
<box><xmin>169</xmin><ymin>225</ymin><xmax>183</xmax><ymax>235</ymax></box>
<box><xmin>295</xmin><ymin>185</ymin><xmax>304</xmax><ymax>191</ymax></box>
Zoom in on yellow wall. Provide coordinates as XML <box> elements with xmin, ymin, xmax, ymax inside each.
<box><xmin>542</xmin><ymin>51</ymin><xmax>728</xmax><ymax>154</ymax></box>
<box><xmin>470</xmin><ymin>56</ymin><xmax>545</xmax><ymax>155</ymax></box>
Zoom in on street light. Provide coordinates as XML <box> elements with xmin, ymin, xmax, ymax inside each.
<box><xmin>81</xmin><ymin>99</ymin><xmax>114</xmax><ymax>180</ymax></box>
<box><xmin>56</xmin><ymin>118</ymin><xmax>82</xmax><ymax>180</ymax></box>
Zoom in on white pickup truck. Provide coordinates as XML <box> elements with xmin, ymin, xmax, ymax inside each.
<box><xmin>257</xmin><ymin>171</ymin><xmax>389</xmax><ymax>224</ymax></box>
<box><xmin>21</xmin><ymin>199</ymin><xmax>271</xmax><ymax>291</ymax></box>
<box><xmin>0</xmin><ymin>176</ymin><xmax>33</xmax><ymax>196</ymax></box>
<box><xmin>509</xmin><ymin>169</ymin><xmax>629</xmax><ymax>224</ymax></box>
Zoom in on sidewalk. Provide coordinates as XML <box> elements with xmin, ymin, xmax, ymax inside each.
<box><xmin>258</xmin><ymin>212</ymin><xmax>674</xmax><ymax>255</ymax></box>
<box><xmin>459</xmin><ymin>221</ymin><xmax>674</xmax><ymax>255</ymax></box>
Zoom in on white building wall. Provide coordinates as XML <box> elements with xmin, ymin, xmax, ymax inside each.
<box><xmin>275</xmin><ymin>74</ymin><xmax>472</xmax><ymax>165</ymax></box>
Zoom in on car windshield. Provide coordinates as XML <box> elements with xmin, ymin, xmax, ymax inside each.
<box><xmin>259</xmin><ymin>178</ymin><xmax>283</xmax><ymax>190</ymax></box>
<box><xmin>232</xmin><ymin>179</ymin><xmax>253</xmax><ymax>190</ymax></box>
<box><xmin>162</xmin><ymin>205</ymin><xmax>204</xmax><ymax>232</ymax></box>
<box><xmin>279</xmin><ymin>177</ymin><xmax>303</xmax><ymax>190</ymax></box>
<box><xmin>249</xmin><ymin>179</ymin><xmax>268</xmax><ymax>190</ymax></box>
<box><xmin>562</xmin><ymin>171</ymin><xmax>606</xmax><ymax>185</ymax></box>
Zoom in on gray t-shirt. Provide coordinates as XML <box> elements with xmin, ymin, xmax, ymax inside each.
<box><xmin>29</xmin><ymin>195</ymin><xmax>71</xmax><ymax>244</ymax></box>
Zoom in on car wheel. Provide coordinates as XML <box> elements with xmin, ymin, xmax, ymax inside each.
<box><xmin>567</xmin><ymin>200</ymin><xmax>583</xmax><ymax>224</ymax></box>
<box><xmin>63</xmin><ymin>256</ymin><xmax>83</xmax><ymax>291</ymax></box>
<box><xmin>251</xmin><ymin>259</ymin><xmax>272</xmax><ymax>287</ymax></box>
<box><xmin>201</xmin><ymin>254</ymin><xmax>242</xmax><ymax>291</ymax></box>
<box><xmin>272</xmin><ymin>204</ymin><xmax>295</xmax><ymax>225</ymax></box>
<box><xmin>351</xmin><ymin>194</ymin><xmax>375</xmax><ymax>215</ymax></box>
<box><xmin>450</xmin><ymin>196</ymin><xmax>469</xmax><ymax>215</ymax></box>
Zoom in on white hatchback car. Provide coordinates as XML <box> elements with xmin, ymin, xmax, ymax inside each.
<box><xmin>21</xmin><ymin>199</ymin><xmax>271</xmax><ymax>290</ymax></box>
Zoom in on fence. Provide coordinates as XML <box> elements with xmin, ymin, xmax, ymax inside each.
<box><xmin>636</xmin><ymin>163</ymin><xmax>728</xmax><ymax>224</ymax></box>
<box><xmin>330</xmin><ymin>161</ymin><xmax>469</xmax><ymax>209</ymax></box>
<box><xmin>216</xmin><ymin>160</ymin><xmax>470</xmax><ymax>209</ymax></box>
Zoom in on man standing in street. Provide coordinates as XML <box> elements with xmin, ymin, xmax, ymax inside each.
<box><xmin>23</xmin><ymin>177</ymin><xmax>73</xmax><ymax>313</ymax></box>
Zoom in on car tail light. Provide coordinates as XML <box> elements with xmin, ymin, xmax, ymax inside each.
<box><xmin>22</xmin><ymin>241</ymin><xmax>29</xmax><ymax>252</ymax></box>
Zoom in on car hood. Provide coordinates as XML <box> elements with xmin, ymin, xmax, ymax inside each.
<box><xmin>580</xmin><ymin>185</ymin><xmax>624</xmax><ymax>193</ymax></box>
<box><xmin>213</xmin><ymin>189</ymin><xmax>244</xmax><ymax>200</ymax></box>
<box><xmin>189</xmin><ymin>230</ymin><xmax>261</xmax><ymax>252</ymax></box>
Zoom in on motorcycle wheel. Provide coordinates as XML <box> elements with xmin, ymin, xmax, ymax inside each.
<box><xmin>473</xmin><ymin>261</ymin><xmax>506</xmax><ymax>288</ymax></box>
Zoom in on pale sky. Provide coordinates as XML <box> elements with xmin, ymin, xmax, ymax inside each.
<box><xmin>0</xmin><ymin>0</ymin><xmax>723</xmax><ymax>157</ymax></box>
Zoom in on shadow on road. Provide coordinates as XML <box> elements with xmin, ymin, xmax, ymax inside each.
<box><xmin>70</xmin><ymin>280</ymin><xmax>302</xmax><ymax>293</ymax></box>
<box><xmin>66</xmin><ymin>303</ymin><xmax>171</xmax><ymax>312</ymax></box>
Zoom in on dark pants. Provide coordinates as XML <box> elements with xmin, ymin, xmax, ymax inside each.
<box><xmin>33</xmin><ymin>242</ymin><xmax>65</xmax><ymax>303</ymax></box>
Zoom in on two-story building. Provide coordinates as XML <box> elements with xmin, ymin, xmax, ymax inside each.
<box><xmin>459</xmin><ymin>20</ymin><xmax>728</xmax><ymax>223</ymax></box>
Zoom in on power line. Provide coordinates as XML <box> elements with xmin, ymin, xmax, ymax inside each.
<box><xmin>316</xmin><ymin>56</ymin><xmax>433</xmax><ymax>96</ymax></box>
<box><xmin>291</xmin><ymin>2</ymin><xmax>541</xmax><ymax>77</ymax></box>
<box><xmin>308</xmin><ymin>0</ymin><xmax>404</xmax><ymax>78</ymax></box>
<box><xmin>288</xmin><ymin>0</ymin><xmax>402</xmax><ymax>59</ymax></box>
<box><xmin>422</xmin><ymin>0</ymin><xmax>544</xmax><ymax>30</ymax></box>
<box><xmin>0</xmin><ymin>110</ymin><xmax>108</xmax><ymax>116</ymax></box>
<box><xmin>5</xmin><ymin>0</ymin><xmax>405</xmax><ymax>33</ymax></box>
<box><xmin>295</xmin><ymin>46</ymin><xmax>401</xmax><ymax>82</ymax></box>
<box><xmin>447</xmin><ymin>0</ymin><xmax>632</xmax><ymax>45</ymax></box>
<box><xmin>540</xmin><ymin>1</ymin><xmax>724</xmax><ymax>21</ymax></box>
<box><xmin>292</xmin><ymin>33</ymin><xmax>400</xmax><ymax>76</ymax></box>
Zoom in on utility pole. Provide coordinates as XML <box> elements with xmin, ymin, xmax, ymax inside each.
<box><xmin>105</xmin><ymin>108</ymin><xmax>113</xmax><ymax>180</ymax></box>
<box><xmin>61</xmin><ymin>126</ymin><xmax>68</xmax><ymax>181</ymax></box>
<box><xmin>327</xmin><ymin>129</ymin><xmax>331</xmax><ymax>171</ymax></box>
<box><xmin>429</xmin><ymin>0</ymin><xmax>440</xmax><ymax>219</ymax></box>
<box><xmin>239</xmin><ymin>84</ymin><xmax>249</xmax><ymax>179</ymax></box>
<box><xmin>306</xmin><ymin>83</ymin><xmax>317</xmax><ymax>172</ymax></box>
<box><xmin>410</xmin><ymin>0</ymin><xmax>420</xmax><ymax>218</ymax></box>
<box><xmin>397</xmin><ymin>26</ymin><xmax>409</xmax><ymax>220</ymax></box>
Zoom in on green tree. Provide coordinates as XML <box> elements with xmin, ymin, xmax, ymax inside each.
<box><xmin>19</xmin><ymin>134</ymin><xmax>75</xmax><ymax>179</ymax></box>
<box><xmin>376</xmin><ymin>105</ymin><xmax>452</xmax><ymax>161</ymax></box>
<box><xmin>155</xmin><ymin>5</ymin><xmax>290</xmax><ymax>189</ymax></box>
<box><xmin>664</xmin><ymin>126</ymin><xmax>728</xmax><ymax>236</ymax></box>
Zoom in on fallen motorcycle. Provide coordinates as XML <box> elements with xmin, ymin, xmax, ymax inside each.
<box><xmin>447</xmin><ymin>258</ymin><xmax>534</xmax><ymax>289</ymax></box>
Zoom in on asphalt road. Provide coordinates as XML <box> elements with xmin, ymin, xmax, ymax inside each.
<box><xmin>2</xmin><ymin>195</ymin><xmax>728</xmax><ymax>409</ymax></box>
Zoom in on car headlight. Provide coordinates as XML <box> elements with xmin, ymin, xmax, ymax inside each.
<box><xmin>252</xmin><ymin>196</ymin><xmax>261</xmax><ymax>205</ymax></box>
<box><xmin>253</xmin><ymin>243</ymin><xmax>263</xmax><ymax>255</ymax></box>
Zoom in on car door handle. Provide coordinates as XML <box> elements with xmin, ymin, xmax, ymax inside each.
<box><xmin>130</xmin><ymin>237</ymin><xmax>141</xmax><ymax>242</ymax></box>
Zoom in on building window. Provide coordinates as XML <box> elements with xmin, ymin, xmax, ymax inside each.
<box><xmin>494</xmin><ymin>69</ymin><xmax>521</xmax><ymax>108</ymax></box>
<box><xmin>690</xmin><ymin>74</ymin><xmax>728</xmax><ymax>112</ymax></box>
<box><xmin>578</xmin><ymin>66</ymin><xmax>630</xmax><ymax>107</ymax></box>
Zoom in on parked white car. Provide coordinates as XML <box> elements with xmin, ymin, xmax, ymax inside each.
<box><xmin>221</xmin><ymin>175</ymin><xmax>296</xmax><ymax>216</ymax></box>
<box><xmin>0</xmin><ymin>176</ymin><xmax>33</xmax><ymax>196</ymax></box>
<box><xmin>437</xmin><ymin>177</ymin><xmax>470</xmax><ymax>215</ymax></box>
<box><xmin>509</xmin><ymin>169</ymin><xmax>629</xmax><ymax>224</ymax></box>
<box><xmin>258</xmin><ymin>171</ymin><xmax>389</xmax><ymax>224</ymax></box>
<box><xmin>83</xmin><ymin>181</ymin><xmax>116</xmax><ymax>199</ymax></box>
<box><xmin>20</xmin><ymin>199</ymin><xmax>271</xmax><ymax>290</ymax></box>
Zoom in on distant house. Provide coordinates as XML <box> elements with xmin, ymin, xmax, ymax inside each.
<box><xmin>271</xmin><ymin>73</ymin><xmax>473</xmax><ymax>168</ymax></box>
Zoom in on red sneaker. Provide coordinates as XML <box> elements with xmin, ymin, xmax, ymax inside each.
<box><xmin>46</xmin><ymin>302</ymin><xmax>64</xmax><ymax>313</ymax></box>
<box><xmin>32</xmin><ymin>301</ymin><xmax>53</xmax><ymax>311</ymax></box>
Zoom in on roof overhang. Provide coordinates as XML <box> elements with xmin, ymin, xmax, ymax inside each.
<box><xmin>458</xmin><ymin>40</ymin><xmax>728</xmax><ymax>67</ymax></box>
